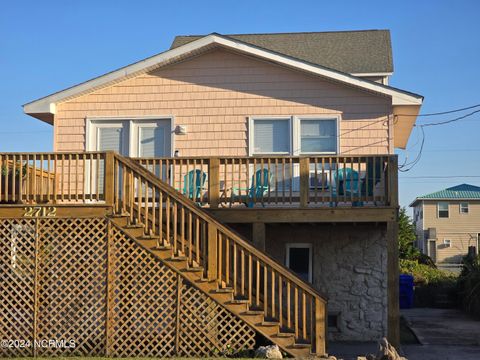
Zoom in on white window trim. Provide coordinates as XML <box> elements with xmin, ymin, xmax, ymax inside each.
<box><xmin>293</xmin><ymin>115</ymin><xmax>340</xmax><ymax>155</ymax></box>
<box><xmin>285</xmin><ymin>243</ymin><xmax>313</xmax><ymax>283</ymax></box>
<box><xmin>86</xmin><ymin>115</ymin><xmax>175</xmax><ymax>156</ymax></box>
<box><xmin>437</xmin><ymin>202</ymin><xmax>449</xmax><ymax>218</ymax></box>
<box><xmin>248</xmin><ymin>116</ymin><xmax>292</xmax><ymax>156</ymax></box>
<box><xmin>443</xmin><ymin>239</ymin><xmax>452</xmax><ymax>248</ymax></box>
<box><xmin>459</xmin><ymin>202</ymin><xmax>469</xmax><ymax>214</ymax></box>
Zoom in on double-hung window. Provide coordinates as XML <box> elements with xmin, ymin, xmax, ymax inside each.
<box><xmin>438</xmin><ymin>202</ymin><xmax>449</xmax><ymax>218</ymax></box>
<box><xmin>460</xmin><ymin>202</ymin><xmax>469</xmax><ymax>214</ymax></box>
<box><xmin>297</xmin><ymin>118</ymin><xmax>338</xmax><ymax>154</ymax></box>
<box><xmin>251</xmin><ymin>118</ymin><xmax>291</xmax><ymax>154</ymax></box>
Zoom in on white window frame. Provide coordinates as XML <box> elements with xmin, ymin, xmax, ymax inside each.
<box><xmin>459</xmin><ymin>202</ymin><xmax>469</xmax><ymax>215</ymax></box>
<box><xmin>437</xmin><ymin>202</ymin><xmax>449</xmax><ymax>218</ymax></box>
<box><xmin>248</xmin><ymin>116</ymin><xmax>292</xmax><ymax>156</ymax></box>
<box><xmin>86</xmin><ymin>116</ymin><xmax>175</xmax><ymax>156</ymax></box>
<box><xmin>443</xmin><ymin>239</ymin><xmax>452</xmax><ymax>248</ymax></box>
<box><xmin>285</xmin><ymin>243</ymin><xmax>313</xmax><ymax>283</ymax></box>
<box><xmin>293</xmin><ymin>115</ymin><xmax>340</xmax><ymax>155</ymax></box>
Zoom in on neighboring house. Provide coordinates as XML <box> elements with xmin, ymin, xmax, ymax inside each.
<box><xmin>5</xmin><ymin>30</ymin><xmax>423</xmax><ymax>356</ymax></box>
<box><xmin>410</xmin><ymin>184</ymin><xmax>480</xmax><ymax>269</ymax></box>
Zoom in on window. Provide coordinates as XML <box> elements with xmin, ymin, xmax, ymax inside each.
<box><xmin>438</xmin><ymin>202</ymin><xmax>449</xmax><ymax>218</ymax></box>
<box><xmin>460</xmin><ymin>202</ymin><xmax>469</xmax><ymax>214</ymax></box>
<box><xmin>298</xmin><ymin>118</ymin><xmax>337</xmax><ymax>154</ymax></box>
<box><xmin>327</xmin><ymin>312</ymin><xmax>340</xmax><ymax>332</ymax></box>
<box><xmin>251</xmin><ymin>118</ymin><xmax>290</xmax><ymax>154</ymax></box>
<box><xmin>286</xmin><ymin>243</ymin><xmax>312</xmax><ymax>283</ymax></box>
<box><xmin>444</xmin><ymin>239</ymin><xmax>452</xmax><ymax>248</ymax></box>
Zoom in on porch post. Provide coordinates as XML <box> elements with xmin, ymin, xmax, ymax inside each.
<box><xmin>104</xmin><ymin>151</ymin><xmax>115</xmax><ymax>207</ymax></box>
<box><xmin>208</xmin><ymin>158</ymin><xmax>220</xmax><ymax>208</ymax></box>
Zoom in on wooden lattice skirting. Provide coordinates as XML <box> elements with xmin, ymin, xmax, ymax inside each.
<box><xmin>0</xmin><ymin>217</ymin><xmax>256</xmax><ymax>357</ymax></box>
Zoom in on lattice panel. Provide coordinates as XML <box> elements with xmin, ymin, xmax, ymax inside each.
<box><xmin>0</xmin><ymin>217</ymin><xmax>256</xmax><ymax>358</ymax></box>
<box><xmin>178</xmin><ymin>283</ymin><xmax>256</xmax><ymax>356</ymax></box>
<box><xmin>108</xmin><ymin>226</ymin><xmax>178</xmax><ymax>357</ymax></box>
<box><xmin>35</xmin><ymin>218</ymin><xmax>108</xmax><ymax>356</ymax></box>
<box><xmin>0</xmin><ymin>219</ymin><xmax>36</xmax><ymax>357</ymax></box>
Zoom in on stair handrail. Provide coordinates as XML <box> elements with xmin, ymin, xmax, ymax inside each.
<box><xmin>113</xmin><ymin>153</ymin><xmax>327</xmax><ymax>301</ymax></box>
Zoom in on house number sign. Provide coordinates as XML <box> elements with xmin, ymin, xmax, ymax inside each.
<box><xmin>23</xmin><ymin>206</ymin><xmax>57</xmax><ymax>217</ymax></box>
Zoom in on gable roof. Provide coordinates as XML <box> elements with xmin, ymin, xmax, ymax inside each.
<box><xmin>410</xmin><ymin>184</ymin><xmax>480</xmax><ymax>206</ymax></box>
<box><xmin>24</xmin><ymin>32</ymin><xmax>422</xmax><ymax>124</ymax></box>
<box><xmin>171</xmin><ymin>30</ymin><xmax>393</xmax><ymax>75</ymax></box>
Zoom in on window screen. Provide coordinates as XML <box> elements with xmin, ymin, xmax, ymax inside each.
<box><xmin>253</xmin><ymin>119</ymin><xmax>290</xmax><ymax>153</ymax></box>
<box><xmin>300</xmin><ymin>119</ymin><xmax>337</xmax><ymax>153</ymax></box>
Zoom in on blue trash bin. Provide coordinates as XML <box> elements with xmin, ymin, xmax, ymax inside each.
<box><xmin>399</xmin><ymin>274</ymin><xmax>414</xmax><ymax>309</ymax></box>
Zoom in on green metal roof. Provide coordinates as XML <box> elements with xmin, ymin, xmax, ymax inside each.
<box><xmin>411</xmin><ymin>184</ymin><xmax>480</xmax><ymax>206</ymax></box>
<box><xmin>170</xmin><ymin>30</ymin><xmax>393</xmax><ymax>74</ymax></box>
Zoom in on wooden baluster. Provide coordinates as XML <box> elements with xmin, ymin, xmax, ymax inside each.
<box><xmin>300</xmin><ymin>157</ymin><xmax>309</xmax><ymax>208</ymax></box>
<box><xmin>294</xmin><ymin>287</ymin><xmax>299</xmax><ymax>339</ymax></box>
<box><xmin>274</xmin><ymin>158</ymin><xmax>279</xmax><ymax>204</ymax></box>
<box><xmin>278</xmin><ymin>275</ymin><xmax>283</xmax><ymax>328</ymax></box>
<box><xmin>137</xmin><ymin>175</ymin><xmax>142</xmax><ymax>225</ymax></box>
<box><xmin>289</xmin><ymin>158</ymin><xmax>293</xmax><ymax>204</ymax></box>
<box><xmin>95</xmin><ymin>154</ymin><xmax>100</xmax><ymax>202</ymax></box>
<box><xmin>271</xmin><ymin>270</ymin><xmax>275</xmax><ymax>319</ymax></box>
<box><xmin>264</xmin><ymin>265</ymin><xmax>268</xmax><ymax>317</ymax></box>
<box><xmin>329</xmin><ymin>157</ymin><xmax>333</xmax><ymax>204</ymax></box>
<box><xmin>267</xmin><ymin>158</ymin><xmax>271</xmax><ymax>204</ymax></box>
<box><xmin>166</xmin><ymin>196</ymin><xmax>171</xmax><ymax>246</ymax></box>
<box><xmin>195</xmin><ymin>216</ymin><xmax>200</xmax><ymax>265</ymax></box>
<box><xmin>287</xmin><ymin>282</ymin><xmax>291</xmax><ymax>329</ymax></box>
<box><xmin>209</xmin><ymin>157</ymin><xmax>220</xmax><ymax>208</ymax></box>
<box><xmin>256</xmin><ymin>259</ymin><xmax>260</xmax><ymax>308</ymax></box>
<box><xmin>180</xmin><ymin>206</ymin><xmax>185</xmax><ymax>254</ymax></box>
<box><xmin>53</xmin><ymin>154</ymin><xmax>57</xmax><ymax>203</ymax></box>
<box><xmin>218</xmin><ymin>232</ymin><xmax>223</xmax><ymax>286</ymax></box>
<box><xmin>67</xmin><ymin>153</ymin><xmax>72</xmax><ymax>201</ymax></box>
<box><xmin>207</xmin><ymin>223</ymin><xmax>218</xmax><ymax>281</ymax></box>
<box><xmin>188</xmin><ymin>211</ymin><xmax>192</xmax><ymax>265</ymax></box>
<box><xmin>302</xmin><ymin>291</ymin><xmax>307</xmax><ymax>340</ymax></box>
<box><xmin>233</xmin><ymin>242</ymin><xmax>237</xmax><ymax>295</ymax></box>
<box><xmin>144</xmin><ymin>181</ymin><xmax>150</xmax><ymax>235</ymax></box>
<box><xmin>19</xmin><ymin>155</ymin><xmax>24</xmax><ymax>203</ymax></box>
<box><xmin>350</xmin><ymin>156</ymin><xmax>354</xmax><ymax>204</ymax></box>
<box><xmin>241</xmin><ymin>249</ymin><xmax>245</xmax><ymax>297</ymax></box>
<box><xmin>248</xmin><ymin>254</ymin><xmax>252</xmax><ymax>305</ymax></box>
<box><xmin>11</xmin><ymin>155</ymin><xmax>16</xmax><ymax>203</ymax></box>
<box><xmin>314</xmin><ymin>158</ymin><xmax>318</xmax><ymax>204</ymax></box>
<box><xmin>158</xmin><ymin>191</ymin><xmax>163</xmax><ymax>244</ymax></box>
<box><xmin>74</xmin><ymin>153</ymin><xmax>79</xmax><ymax>202</ymax></box>
<box><xmin>173</xmin><ymin>202</ymin><xmax>177</xmax><ymax>254</ymax></box>
<box><xmin>151</xmin><ymin>187</ymin><xmax>156</xmax><ymax>236</ymax></box>
<box><xmin>225</xmin><ymin>237</ymin><xmax>230</xmax><ymax>286</ymax></box>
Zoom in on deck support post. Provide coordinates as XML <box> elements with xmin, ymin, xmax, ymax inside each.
<box><xmin>299</xmin><ymin>157</ymin><xmax>310</xmax><ymax>208</ymax></box>
<box><xmin>252</xmin><ymin>222</ymin><xmax>266</xmax><ymax>251</ymax></box>
<box><xmin>104</xmin><ymin>151</ymin><xmax>116</xmax><ymax>208</ymax></box>
<box><xmin>314</xmin><ymin>298</ymin><xmax>327</xmax><ymax>356</ymax></box>
<box><xmin>387</xmin><ymin>155</ymin><xmax>399</xmax><ymax>347</ymax></box>
<box><xmin>208</xmin><ymin>158</ymin><xmax>220</xmax><ymax>209</ymax></box>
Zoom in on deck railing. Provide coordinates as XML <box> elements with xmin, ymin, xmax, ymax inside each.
<box><xmin>136</xmin><ymin>155</ymin><xmax>397</xmax><ymax>208</ymax></box>
<box><xmin>111</xmin><ymin>154</ymin><xmax>327</xmax><ymax>353</ymax></box>
<box><xmin>0</xmin><ymin>153</ymin><xmax>397</xmax><ymax>209</ymax></box>
<box><xmin>0</xmin><ymin>152</ymin><xmax>106</xmax><ymax>204</ymax></box>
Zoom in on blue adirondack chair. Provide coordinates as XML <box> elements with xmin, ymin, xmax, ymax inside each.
<box><xmin>182</xmin><ymin>169</ymin><xmax>207</xmax><ymax>203</ymax></box>
<box><xmin>330</xmin><ymin>167</ymin><xmax>363</xmax><ymax>207</ymax></box>
<box><xmin>233</xmin><ymin>168</ymin><xmax>271</xmax><ymax>208</ymax></box>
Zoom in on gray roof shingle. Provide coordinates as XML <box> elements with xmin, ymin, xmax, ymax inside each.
<box><xmin>170</xmin><ymin>30</ymin><xmax>393</xmax><ymax>74</ymax></box>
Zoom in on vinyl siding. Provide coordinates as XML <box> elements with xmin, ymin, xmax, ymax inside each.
<box><xmin>421</xmin><ymin>200</ymin><xmax>480</xmax><ymax>263</ymax></box>
<box><xmin>54</xmin><ymin>48</ymin><xmax>393</xmax><ymax>155</ymax></box>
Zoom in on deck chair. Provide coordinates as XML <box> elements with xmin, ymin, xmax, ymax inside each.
<box><xmin>330</xmin><ymin>167</ymin><xmax>362</xmax><ymax>207</ymax></box>
<box><xmin>182</xmin><ymin>169</ymin><xmax>207</xmax><ymax>203</ymax></box>
<box><xmin>232</xmin><ymin>168</ymin><xmax>272</xmax><ymax>208</ymax></box>
<box><xmin>361</xmin><ymin>158</ymin><xmax>384</xmax><ymax>198</ymax></box>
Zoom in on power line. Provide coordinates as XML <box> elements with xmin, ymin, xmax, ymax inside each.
<box><xmin>397</xmin><ymin>103</ymin><xmax>480</xmax><ymax>117</ymax></box>
<box><xmin>400</xmin><ymin>175</ymin><xmax>480</xmax><ymax>179</ymax></box>
<box><xmin>418</xmin><ymin>109</ymin><xmax>480</xmax><ymax>127</ymax></box>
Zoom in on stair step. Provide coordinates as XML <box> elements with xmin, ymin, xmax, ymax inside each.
<box><xmin>290</xmin><ymin>342</ymin><xmax>311</xmax><ymax>349</ymax></box>
<box><xmin>215</xmin><ymin>287</ymin><xmax>234</xmax><ymax>294</ymax></box>
<box><xmin>262</xmin><ymin>318</ymin><xmax>280</xmax><ymax>326</ymax></box>
<box><xmin>167</xmin><ymin>256</ymin><xmax>188</xmax><ymax>261</ymax></box>
<box><xmin>151</xmin><ymin>245</ymin><xmax>171</xmax><ymax>251</ymax></box>
<box><xmin>124</xmin><ymin>224</ymin><xmax>144</xmax><ymax>229</ymax></box>
<box><xmin>243</xmin><ymin>309</ymin><xmax>265</xmax><ymax>315</ymax></box>
<box><xmin>110</xmin><ymin>213</ymin><xmax>130</xmax><ymax>218</ymax></box>
<box><xmin>277</xmin><ymin>328</ymin><xmax>296</xmax><ymax>337</ymax></box>
<box><xmin>183</xmin><ymin>266</ymin><xmax>204</xmax><ymax>273</ymax></box>
<box><xmin>138</xmin><ymin>235</ymin><xmax>161</xmax><ymax>240</ymax></box>
<box><xmin>227</xmin><ymin>299</ymin><xmax>250</xmax><ymax>305</ymax></box>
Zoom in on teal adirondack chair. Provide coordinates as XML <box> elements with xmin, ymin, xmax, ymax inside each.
<box><xmin>233</xmin><ymin>168</ymin><xmax>272</xmax><ymax>208</ymax></box>
<box><xmin>182</xmin><ymin>169</ymin><xmax>207</xmax><ymax>203</ymax></box>
<box><xmin>330</xmin><ymin>167</ymin><xmax>363</xmax><ymax>207</ymax></box>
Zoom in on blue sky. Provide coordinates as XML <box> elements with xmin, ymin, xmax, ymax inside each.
<box><xmin>1</xmin><ymin>0</ymin><xmax>479</xmax><ymax>210</ymax></box>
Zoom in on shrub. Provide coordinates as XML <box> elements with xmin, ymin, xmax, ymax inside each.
<box><xmin>457</xmin><ymin>254</ymin><xmax>480</xmax><ymax>319</ymax></box>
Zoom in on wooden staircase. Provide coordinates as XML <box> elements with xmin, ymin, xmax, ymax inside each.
<box><xmin>108</xmin><ymin>154</ymin><xmax>328</xmax><ymax>357</ymax></box>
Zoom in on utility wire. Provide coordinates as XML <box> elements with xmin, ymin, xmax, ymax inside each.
<box><xmin>397</xmin><ymin>103</ymin><xmax>480</xmax><ymax>117</ymax></box>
